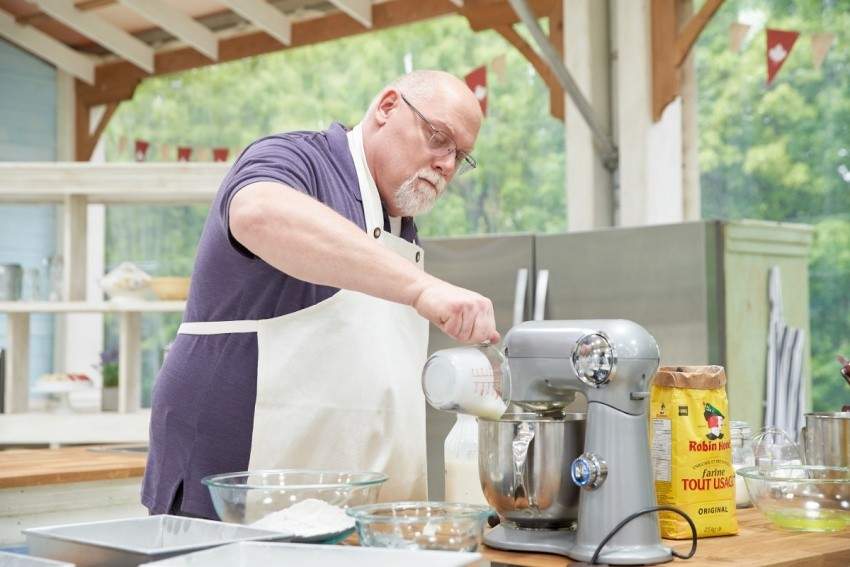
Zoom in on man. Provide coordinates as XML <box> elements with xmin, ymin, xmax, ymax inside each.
<box><xmin>142</xmin><ymin>70</ymin><xmax>500</xmax><ymax>519</ymax></box>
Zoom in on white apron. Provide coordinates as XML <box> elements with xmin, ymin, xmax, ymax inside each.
<box><xmin>178</xmin><ymin>124</ymin><xmax>429</xmax><ymax>500</ymax></box>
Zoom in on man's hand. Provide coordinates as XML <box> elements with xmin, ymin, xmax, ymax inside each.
<box><xmin>413</xmin><ymin>281</ymin><xmax>500</xmax><ymax>345</ymax></box>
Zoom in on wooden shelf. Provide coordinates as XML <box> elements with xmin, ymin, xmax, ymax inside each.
<box><xmin>0</xmin><ymin>411</ymin><xmax>150</xmax><ymax>446</ymax></box>
<box><xmin>0</xmin><ymin>162</ymin><xmax>211</xmax><ymax>420</ymax></box>
<box><xmin>0</xmin><ymin>301</ymin><xmax>186</xmax><ymax>313</ymax></box>
<box><xmin>0</xmin><ymin>162</ymin><xmax>225</xmax><ymax>203</ymax></box>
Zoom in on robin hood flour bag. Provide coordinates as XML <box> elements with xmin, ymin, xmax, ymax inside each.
<box><xmin>649</xmin><ymin>365</ymin><xmax>738</xmax><ymax>538</ymax></box>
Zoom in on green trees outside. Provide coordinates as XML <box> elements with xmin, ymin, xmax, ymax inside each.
<box><xmin>696</xmin><ymin>0</ymin><xmax>850</xmax><ymax>411</ymax></box>
<box><xmin>102</xmin><ymin>3</ymin><xmax>849</xmax><ymax>411</ymax></box>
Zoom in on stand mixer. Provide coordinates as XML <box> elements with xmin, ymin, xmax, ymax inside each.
<box><xmin>423</xmin><ymin>319</ymin><xmax>686</xmax><ymax>565</ymax></box>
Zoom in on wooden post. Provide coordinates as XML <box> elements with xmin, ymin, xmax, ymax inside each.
<box><xmin>62</xmin><ymin>195</ymin><xmax>88</xmax><ymax>301</ymax></box>
<box><xmin>118</xmin><ymin>312</ymin><xmax>141</xmax><ymax>413</ymax></box>
<box><xmin>5</xmin><ymin>313</ymin><xmax>30</xmax><ymax>413</ymax></box>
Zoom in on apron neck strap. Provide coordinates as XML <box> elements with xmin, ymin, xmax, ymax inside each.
<box><xmin>347</xmin><ymin>124</ymin><xmax>384</xmax><ymax>236</ymax></box>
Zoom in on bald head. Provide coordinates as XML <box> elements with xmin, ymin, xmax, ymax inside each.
<box><xmin>367</xmin><ymin>70</ymin><xmax>483</xmax><ymax>123</ymax></box>
<box><xmin>361</xmin><ymin>70</ymin><xmax>483</xmax><ymax>217</ymax></box>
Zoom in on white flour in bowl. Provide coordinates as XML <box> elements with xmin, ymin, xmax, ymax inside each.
<box><xmin>250</xmin><ymin>498</ymin><xmax>354</xmax><ymax>537</ymax></box>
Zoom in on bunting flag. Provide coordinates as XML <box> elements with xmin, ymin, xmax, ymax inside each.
<box><xmin>177</xmin><ymin>146</ymin><xmax>192</xmax><ymax>162</ymax></box>
<box><xmin>194</xmin><ymin>147</ymin><xmax>211</xmax><ymax>162</ymax></box>
<box><xmin>116</xmin><ymin>136</ymin><xmax>128</xmax><ymax>154</ymax></box>
<box><xmin>213</xmin><ymin>148</ymin><xmax>230</xmax><ymax>162</ymax></box>
<box><xmin>464</xmin><ymin>65</ymin><xmax>488</xmax><ymax>115</ymax></box>
<box><xmin>491</xmin><ymin>53</ymin><xmax>508</xmax><ymax>81</ymax></box>
<box><xmin>729</xmin><ymin>22</ymin><xmax>750</xmax><ymax>53</ymax></box>
<box><xmin>134</xmin><ymin>139</ymin><xmax>149</xmax><ymax>162</ymax></box>
<box><xmin>160</xmin><ymin>143</ymin><xmax>171</xmax><ymax>161</ymax></box>
<box><xmin>811</xmin><ymin>32</ymin><xmax>835</xmax><ymax>70</ymax></box>
<box><xmin>766</xmin><ymin>28</ymin><xmax>800</xmax><ymax>85</ymax></box>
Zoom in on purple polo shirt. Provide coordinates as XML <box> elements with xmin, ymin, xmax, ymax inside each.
<box><xmin>142</xmin><ymin>123</ymin><xmax>418</xmax><ymax>519</ymax></box>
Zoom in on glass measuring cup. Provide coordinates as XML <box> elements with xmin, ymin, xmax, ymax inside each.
<box><xmin>421</xmin><ymin>344</ymin><xmax>511</xmax><ymax>420</ymax></box>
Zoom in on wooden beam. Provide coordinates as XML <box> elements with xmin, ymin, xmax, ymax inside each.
<box><xmin>461</xmin><ymin>0</ymin><xmax>556</xmax><ymax>31</ymax></box>
<box><xmin>17</xmin><ymin>0</ymin><xmax>115</xmax><ymax>26</ymax></box>
<box><xmin>118</xmin><ymin>0</ymin><xmax>219</xmax><ymax>61</ymax></box>
<box><xmin>219</xmin><ymin>0</ymin><xmax>292</xmax><ymax>46</ymax></box>
<box><xmin>33</xmin><ymin>0</ymin><xmax>155</xmax><ymax>73</ymax></box>
<box><xmin>0</xmin><ymin>7</ymin><xmax>95</xmax><ymax>84</ymax></box>
<box><xmin>327</xmin><ymin>0</ymin><xmax>373</xmax><ymax>28</ymax></box>
<box><xmin>548</xmin><ymin>0</ymin><xmax>564</xmax><ymax>121</ymax></box>
<box><xmin>494</xmin><ymin>24</ymin><xmax>564</xmax><ymax>121</ymax></box>
<box><xmin>651</xmin><ymin>0</ymin><xmax>678</xmax><ymax>122</ymax></box>
<box><xmin>651</xmin><ymin>0</ymin><xmax>724</xmax><ymax>121</ymax></box>
<box><xmin>674</xmin><ymin>0</ymin><xmax>723</xmax><ymax>67</ymax></box>
<box><xmin>76</xmin><ymin>0</ymin><xmax>458</xmax><ymax>107</ymax></box>
<box><xmin>75</xmin><ymin>98</ymin><xmax>119</xmax><ymax>161</ymax></box>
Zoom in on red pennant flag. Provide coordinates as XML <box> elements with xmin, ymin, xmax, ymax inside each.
<box><xmin>177</xmin><ymin>146</ymin><xmax>193</xmax><ymax>162</ymax></box>
<box><xmin>212</xmin><ymin>147</ymin><xmax>230</xmax><ymax>162</ymax></box>
<box><xmin>134</xmin><ymin>139</ymin><xmax>149</xmax><ymax>162</ymax></box>
<box><xmin>464</xmin><ymin>65</ymin><xmax>488</xmax><ymax>116</ymax></box>
<box><xmin>766</xmin><ymin>28</ymin><xmax>799</xmax><ymax>85</ymax></box>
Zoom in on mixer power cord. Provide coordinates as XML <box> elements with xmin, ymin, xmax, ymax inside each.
<box><xmin>590</xmin><ymin>505</ymin><xmax>697</xmax><ymax>565</ymax></box>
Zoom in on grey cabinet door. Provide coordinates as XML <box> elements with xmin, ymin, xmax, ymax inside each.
<box><xmin>422</xmin><ymin>233</ymin><xmax>536</xmax><ymax>353</ymax></box>
<box><xmin>420</xmin><ymin>233</ymin><xmax>535</xmax><ymax>499</ymax></box>
<box><xmin>533</xmin><ymin>221</ymin><xmax>723</xmax><ymax>367</ymax></box>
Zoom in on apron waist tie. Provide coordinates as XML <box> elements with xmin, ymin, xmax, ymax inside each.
<box><xmin>178</xmin><ymin>320</ymin><xmax>260</xmax><ymax>335</ymax></box>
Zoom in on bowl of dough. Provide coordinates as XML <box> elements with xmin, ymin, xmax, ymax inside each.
<box><xmin>202</xmin><ymin>469</ymin><xmax>388</xmax><ymax>543</ymax></box>
<box><xmin>100</xmin><ymin>262</ymin><xmax>153</xmax><ymax>301</ymax></box>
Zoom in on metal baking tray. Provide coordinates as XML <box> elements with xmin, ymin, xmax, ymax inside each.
<box><xmin>0</xmin><ymin>551</ymin><xmax>74</xmax><ymax>566</ymax></box>
<box><xmin>23</xmin><ymin>515</ymin><xmax>290</xmax><ymax>567</ymax></box>
<box><xmin>142</xmin><ymin>541</ymin><xmax>487</xmax><ymax>566</ymax></box>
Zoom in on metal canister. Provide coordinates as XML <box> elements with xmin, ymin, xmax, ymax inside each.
<box><xmin>802</xmin><ymin>412</ymin><xmax>850</xmax><ymax>466</ymax></box>
<box><xmin>0</xmin><ymin>264</ymin><xmax>23</xmax><ymax>301</ymax></box>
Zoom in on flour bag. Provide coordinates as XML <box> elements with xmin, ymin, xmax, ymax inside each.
<box><xmin>649</xmin><ymin>365</ymin><xmax>738</xmax><ymax>539</ymax></box>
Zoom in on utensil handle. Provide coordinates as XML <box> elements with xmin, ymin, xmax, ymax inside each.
<box><xmin>513</xmin><ymin>268</ymin><xmax>529</xmax><ymax>328</ymax></box>
<box><xmin>533</xmin><ymin>269</ymin><xmax>549</xmax><ymax>321</ymax></box>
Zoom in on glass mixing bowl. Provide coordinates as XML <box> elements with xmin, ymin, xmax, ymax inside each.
<box><xmin>737</xmin><ymin>465</ymin><xmax>850</xmax><ymax>532</ymax></box>
<box><xmin>202</xmin><ymin>469</ymin><xmax>387</xmax><ymax>530</ymax></box>
<box><xmin>346</xmin><ymin>501</ymin><xmax>493</xmax><ymax>551</ymax></box>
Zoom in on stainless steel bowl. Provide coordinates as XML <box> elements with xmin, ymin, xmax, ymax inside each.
<box><xmin>802</xmin><ymin>412</ymin><xmax>850</xmax><ymax>467</ymax></box>
<box><xmin>478</xmin><ymin>411</ymin><xmax>585</xmax><ymax>529</ymax></box>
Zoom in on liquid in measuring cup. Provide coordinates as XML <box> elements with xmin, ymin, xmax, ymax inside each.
<box><xmin>422</xmin><ymin>344</ymin><xmax>511</xmax><ymax>419</ymax></box>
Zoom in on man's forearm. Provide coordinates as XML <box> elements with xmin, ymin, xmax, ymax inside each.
<box><xmin>229</xmin><ymin>181</ymin><xmax>437</xmax><ymax>307</ymax></box>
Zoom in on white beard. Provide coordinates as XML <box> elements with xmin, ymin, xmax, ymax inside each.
<box><xmin>393</xmin><ymin>169</ymin><xmax>446</xmax><ymax>217</ymax></box>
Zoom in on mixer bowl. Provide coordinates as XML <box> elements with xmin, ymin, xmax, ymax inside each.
<box><xmin>478</xmin><ymin>412</ymin><xmax>585</xmax><ymax>529</ymax></box>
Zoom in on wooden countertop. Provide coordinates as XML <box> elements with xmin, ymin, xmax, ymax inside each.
<box><xmin>481</xmin><ymin>507</ymin><xmax>850</xmax><ymax>566</ymax></box>
<box><xmin>0</xmin><ymin>445</ymin><xmax>146</xmax><ymax>488</ymax></box>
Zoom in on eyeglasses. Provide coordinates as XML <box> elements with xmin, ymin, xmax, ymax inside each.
<box><xmin>400</xmin><ymin>93</ymin><xmax>477</xmax><ymax>176</ymax></box>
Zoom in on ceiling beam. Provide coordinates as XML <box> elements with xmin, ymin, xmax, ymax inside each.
<box><xmin>674</xmin><ymin>0</ymin><xmax>723</xmax><ymax>66</ymax></box>
<box><xmin>75</xmin><ymin>0</ymin><xmax>459</xmax><ymax>106</ymax></box>
<box><xmin>0</xmin><ymin>7</ymin><xmax>95</xmax><ymax>84</ymax></box>
<box><xmin>651</xmin><ymin>0</ymin><xmax>724</xmax><ymax>121</ymax></box>
<box><xmin>461</xmin><ymin>0</ymin><xmax>556</xmax><ymax>31</ymax></box>
<box><xmin>32</xmin><ymin>0</ymin><xmax>154</xmax><ymax>73</ymax></box>
<box><xmin>118</xmin><ymin>0</ymin><xmax>219</xmax><ymax>61</ymax></box>
<box><xmin>219</xmin><ymin>0</ymin><xmax>292</xmax><ymax>46</ymax></box>
<box><xmin>327</xmin><ymin>0</ymin><xmax>373</xmax><ymax>28</ymax></box>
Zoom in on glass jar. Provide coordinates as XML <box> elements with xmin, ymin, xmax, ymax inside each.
<box><xmin>444</xmin><ymin>413</ymin><xmax>488</xmax><ymax>506</ymax></box>
<box><xmin>731</xmin><ymin>420</ymin><xmax>754</xmax><ymax>508</ymax></box>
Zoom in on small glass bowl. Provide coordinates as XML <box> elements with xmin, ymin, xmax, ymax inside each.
<box><xmin>346</xmin><ymin>501</ymin><xmax>493</xmax><ymax>551</ymax></box>
<box><xmin>202</xmin><ymin>469</ymin><xmax>387</xmax><ymax>527</ymax></box>
<box><xmin>737</xmin><ymin>465</ymin><xmax>850</xmax><ymax>532</ymax></box>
